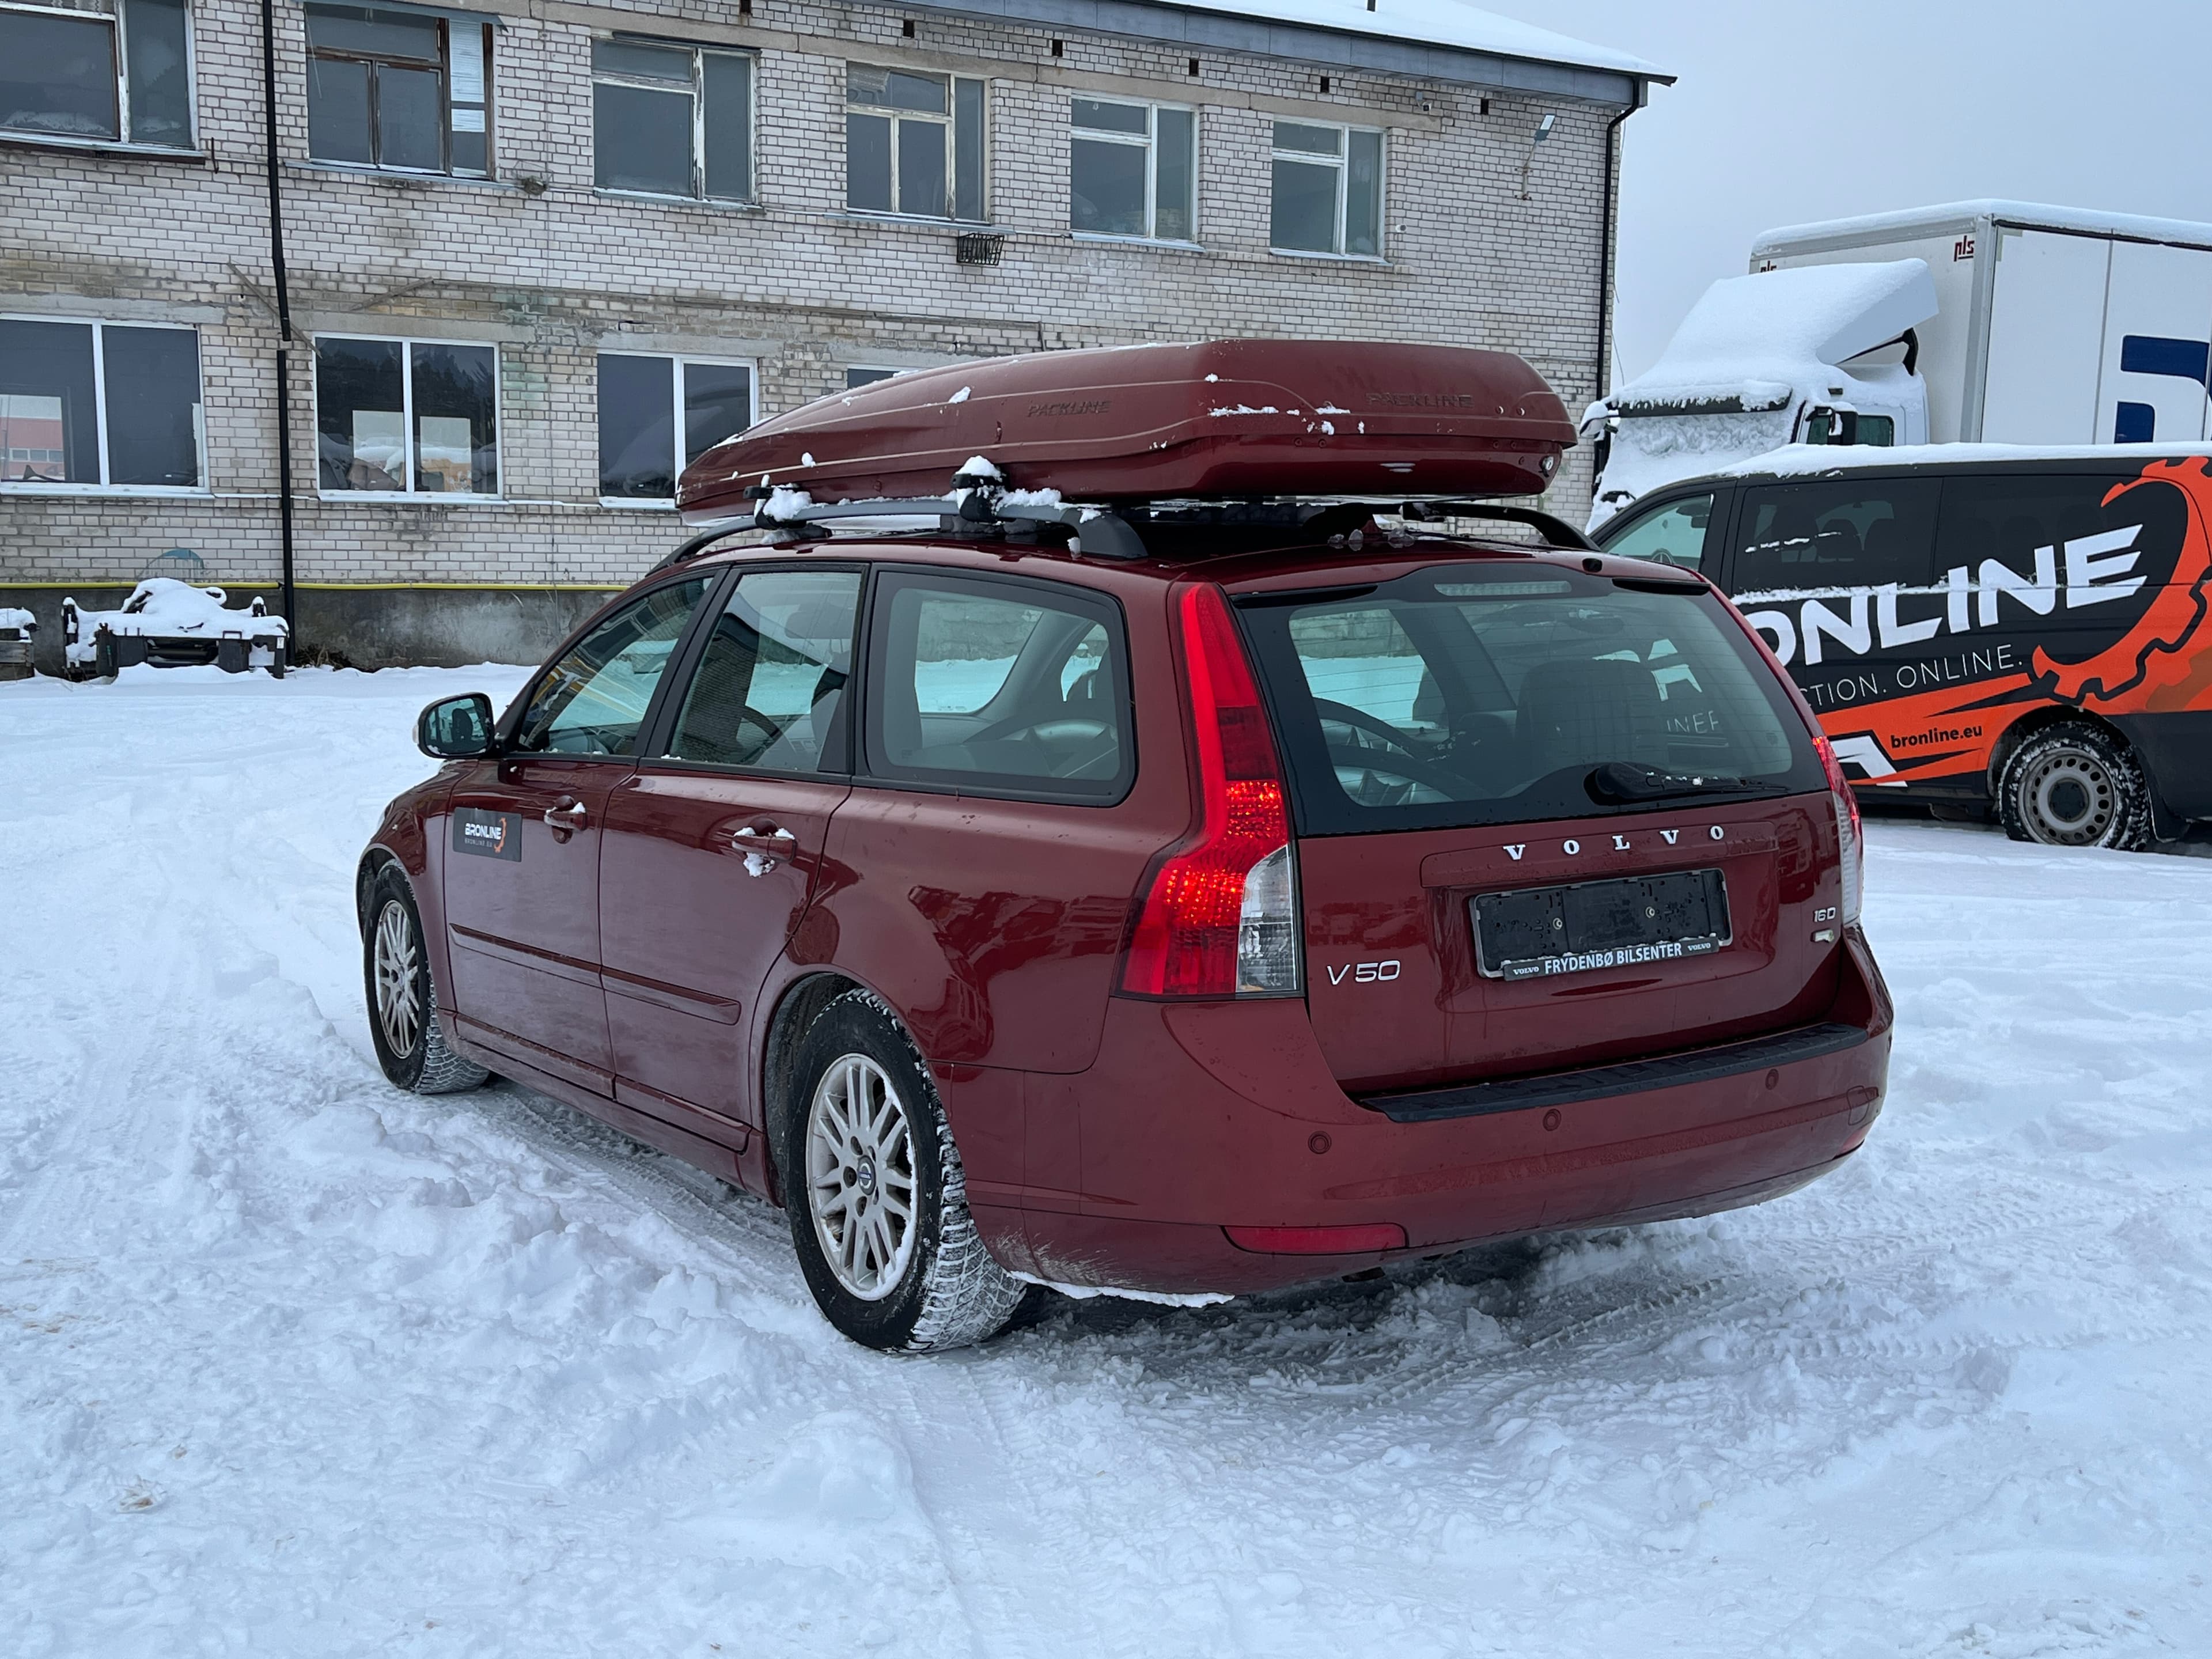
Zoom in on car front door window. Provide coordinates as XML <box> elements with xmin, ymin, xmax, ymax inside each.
<box><xmin>512</xmin><ymin>580</ymin><xmax>710</xmax><ymax>756</ymax></box>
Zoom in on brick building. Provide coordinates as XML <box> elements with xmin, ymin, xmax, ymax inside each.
<box><xmin>0</xmin><ymin>0</ymin><xmax>1663</xmax><ymax>668</ymax></box>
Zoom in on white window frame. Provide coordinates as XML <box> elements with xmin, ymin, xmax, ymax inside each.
<box><xmin>590</xmin><ymin>36</ymin><xmax>753</xmax><ymax>203</ymax></box>
<box><xmin>1268</xmin><ymin>120</ymin><xmax>1386</xmax><ymax>260</ymax></box>
<box><xmin>1068</xmin><ymin>97</ymin><xmax>1196</xmax><ymax>246</ymax></box>
<box><xmin>844</xmin><ymin>63</ymin><xmax>988</xmax><ymax>223</ymax></box>
<box><xmin>596</xmin><ymin>351</ymin><xmax>759</xmax><ymax>508</ymax></box>
<box><xmin>312</xmin><ymin>331</ymin><xmax>502</xmax><ymax>501</ymax></box>
<box><xmin>0</xmin><ymin>313</ymin><xmax>207</xmax><ymax>495</ymax></box>
<box><xmin>0</xmin><ymin>0</ymin><xmax>200</xmax><ymax>153</ymax></box>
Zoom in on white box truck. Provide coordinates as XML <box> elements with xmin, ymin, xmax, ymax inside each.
<box><xmin>1586</xmin><ymin>200</ymin><xmax>2212</xmax><ymax>526</ymax></box>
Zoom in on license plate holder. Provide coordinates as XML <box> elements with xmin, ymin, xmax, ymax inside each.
<box><xmin>1472</xmin><ymin>869</ymin><xmax>1731</xmax><ymax>981</ymax></box>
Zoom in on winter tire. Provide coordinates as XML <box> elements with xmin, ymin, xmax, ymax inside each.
<box><xmin>779</xmin><ymin>990</ymin><xmax>1025</xmax><ymax>1352</ymax></box>
<box><xmin>363</xmin><ymin>864</ymin><xmax>490</xmax><ymax>1094</ymax></box>
<box><xmin>1996</xmin><ymin>723</ymin><xmax>2152</xmax><ymax>851</ymax></box>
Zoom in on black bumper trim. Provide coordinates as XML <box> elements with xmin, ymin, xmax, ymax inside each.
<box><xmin>1359</xmin><ymin>1021</ymin><xmax>1873</xmax><ymax>1123</ymax></box>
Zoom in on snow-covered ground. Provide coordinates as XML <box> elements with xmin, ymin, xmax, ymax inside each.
<box><xmin>4</xmin><ymin>665</ymin><xmax>2209</xmax><ymax>1658</ymax></box>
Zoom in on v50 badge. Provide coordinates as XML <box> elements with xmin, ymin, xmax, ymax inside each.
<box><xmin>452</xmin><ymin>808</ymin><xmax>521</xmax><ymax>861</ymax></box>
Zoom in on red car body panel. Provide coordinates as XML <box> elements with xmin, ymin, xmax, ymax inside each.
<box><xmin>599</xmin><ymin>768</ymin><xmax>850</xmax><ymax>1126</ymax></box>
<box><xmin>442</xmin><ymin>756</ymin><xmax>622</xmax><ymax>1090</ymax></box>
<box><xmin>362</xmin><ymin>532</ymin><xmax>1893</xmax><ymax>1300</ymax></box>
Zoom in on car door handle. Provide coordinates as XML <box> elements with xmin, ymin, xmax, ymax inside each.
<box><xmin>733</xmin><ymin>824</ymin><xmax>797</xmax><ymax>874</ymax></box>
<box><xmin>544</xmin><ymin>800</ymin><xmax>588</xmax><ymax>834</ymax></box>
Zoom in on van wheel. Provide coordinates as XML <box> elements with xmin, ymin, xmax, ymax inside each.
<box><xmin>363</xmin><ymin>865</ymin><xmax>490</xmax><ymax>1094</ymax></box>
<box><xmin>779</xmin><ymin>991</ymin><xmax>1025</xmax><ymax>1353</ymax></box>
<box><xmin>1997</xmin><ymin>724</ymin><xmax>2151</xmax><ymax>851</ymax></box>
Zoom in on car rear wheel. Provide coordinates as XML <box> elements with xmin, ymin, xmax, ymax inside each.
<box><xmin>1997</xmin><ymin>724</ymin><xmax>2152</xmax><ymax>851</ymax></box>
<box><xmin>779</xmin><ymin>990</ymin><xmax>1025</xmax><ymax>1352</ymax></box>
<box><xmin>363</xmin><ymin>865</ymin><xmax>490</xmax><ymax>1094</ymax></box>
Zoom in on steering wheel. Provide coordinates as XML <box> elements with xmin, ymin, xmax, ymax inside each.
<box><xmin>1309</xmin><ymin>699</ymin><xmax>1479</xmax><ymax>789</ymax></box>
<box><xmin>734</xmin><ymin>704</ymin><xmax>790</xmax><ymax>748</ymax></box>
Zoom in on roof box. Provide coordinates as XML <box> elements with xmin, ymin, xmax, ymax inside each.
<box><xmin>677</xmin><ymin>339</ymin><xmax>1575</xmax><ymax>522</ymax></box>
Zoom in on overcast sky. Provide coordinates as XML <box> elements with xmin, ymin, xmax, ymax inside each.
<box><xmin>1471</xmin><ymin>1</ymin><xmax>2212</xmax><ymax>381</ymax></box>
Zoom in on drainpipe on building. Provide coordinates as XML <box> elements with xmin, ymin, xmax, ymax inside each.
<box><xmin>1596</xmin><ymin>90</ymin><xmax>1644</xmax><ymax>403</ymax></box>
<box><xmin>259</xmin><ymin>0</ymin><xmax>298</xmax><ymax>645</ymax></box>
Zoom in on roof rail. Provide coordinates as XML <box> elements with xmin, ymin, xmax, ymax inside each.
<box><xmin>654</xmin><ymin>472</ymin><xmax>1593</xmax><ymax>571</ymax></box>
<box><xmin>1399</xmin><ymin>500</ymin><xmax>1595</xmax><ymax>551</ymax></box>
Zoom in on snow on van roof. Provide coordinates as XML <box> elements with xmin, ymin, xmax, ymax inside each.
<box><xmin>1755</xmin><ymin>199</ymin><xmax>2212</xmax><ymax>254</ymax></box>
<box><xmin>1713</xmin><ymin>441</ymin><xmax>2212</xmax><ymax>481</ymax></box>
<box><xmin>1602</xmin><ymin>260</ymin><xmax>1936</xmax><ymax>414</ymax></box>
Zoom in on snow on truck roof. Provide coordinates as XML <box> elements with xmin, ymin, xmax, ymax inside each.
<box><xmin>1755</xmin><ymin>199</ymin><xmax>2212</xmax><ymax>255</ymax></box>
<box><xmin>1597</xmin><ymin>260</ymin><xmax>1937</xmax><ymax>418</ymax></box>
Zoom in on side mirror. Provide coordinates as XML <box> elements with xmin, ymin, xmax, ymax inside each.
<box><xmin>417</xmin><ymin>692</ymin><xmax>497</xmax><ymax>759</ymax></box>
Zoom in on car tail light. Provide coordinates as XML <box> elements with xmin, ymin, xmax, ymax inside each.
<box><xmin>1816</xmin><ymin>733</ymin><xmax>1863</xmax><ymax>926</ymax></box>
<box><xmin>1225</xmin><ymin>1222</ymin><xmax>1407</xmax><ymax>1255</ymax></box>
<box><xmin>1120</xmin><ymin>583</ymin><xmax>1301</xmax><ymax>998</ymax></box>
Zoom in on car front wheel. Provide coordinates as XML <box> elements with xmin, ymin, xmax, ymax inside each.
<box><xmin>363</xmin><ymin>864</ymin><xmax>490</xmax><ymax>1094</ymax></box>
<box><xmin>1996</xmin><ymin>723</ymin><xmax>2152</xmax><ymax>851</ymax></box>
<box><xmin>780</xmin><ymin>990</ymin><xmax>1026</xmax><ymax>1352</ymax></box>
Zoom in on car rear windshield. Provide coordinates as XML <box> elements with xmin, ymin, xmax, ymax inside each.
<box><xmin>1236</xmin><ymin>563</ymin><xmax>1827</xmax><ymax>835</ymax></box>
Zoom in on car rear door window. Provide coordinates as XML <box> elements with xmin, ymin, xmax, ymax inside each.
<box><xmin>1733</xmin><ymin>479</ymin><xmax>1941</xmax><ymax>596</ymax></box>
<box><xmin>663</xmin><ymin>569</ymin><xmax>862</xmax><ymax>772</ymax></box>
<box><xmin>1240</xmin><ymin>565</ymin><xmax>1822</xmax><ymax>834</ymax></box>
<box><xmin>1600</xmin><ymin>493</ymin><xmax>1719</xmax><ymax>571</ymax></box>
<box><xmin>509</xmin><ymin>578</ymin><xmax>710</xmax><ymax>756</ymax></box>
<box><xmin>863</xmin><ymin>570</ymin><xmax>1128</xmax><ymax>800</ymax></box>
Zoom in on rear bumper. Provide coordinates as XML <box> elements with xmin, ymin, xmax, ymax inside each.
<box><xmin>972</xmin><ymin>929</ymin><xmax>1891</xmax><ymax>1297</ymax></box>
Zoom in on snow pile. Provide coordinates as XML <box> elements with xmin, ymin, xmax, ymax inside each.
<box><xmin>3</xmin><ymin>669</ymin><xmax>2211</xmax><ymax>1653</ymax></box>
<box><xmin>0</xmin><ymin>607</ymin><xmax>33</xmax><ymax>632</ymax></box>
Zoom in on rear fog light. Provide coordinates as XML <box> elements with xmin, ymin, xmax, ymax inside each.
<box><xmin>1225</xmin><ymin>1222</ymin><xmax>1408</xmax><ymax>1255</ymax></box>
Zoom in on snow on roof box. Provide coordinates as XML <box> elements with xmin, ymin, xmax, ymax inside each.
<box><xmin>678</xmin><ymin>339</ymin><xmax>1576</xmax><ymax>521</ymax></box>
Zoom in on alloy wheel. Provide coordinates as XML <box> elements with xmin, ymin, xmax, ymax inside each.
<box><xmin>372</xmin><ymin>899</ymin><xmax>423</xmax><ymax>1058</ymax></box>
<box><xmin>805</xmin><ymin>1052</ymin><xmax>919</xmax><ymax>1301</ymax></box>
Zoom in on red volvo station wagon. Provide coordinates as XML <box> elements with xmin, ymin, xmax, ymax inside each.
<box><xmin>359</xmin><ymin>342</ymin><xmax>1892</xmax><ymax>1351</ymax></box>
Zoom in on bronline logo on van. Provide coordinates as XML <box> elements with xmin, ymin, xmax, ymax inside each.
<box><xmin>452</xmin><ymin>808</ymin><xmax>522</xmax><ymax>862</ymax></box>
<box><xmin>1789</xmin><ymin>456</ymin><xmax>2212</xmax><ymax>787</ymax></box>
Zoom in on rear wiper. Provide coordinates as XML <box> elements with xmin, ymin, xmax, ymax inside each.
<box><xmin>1586</xmin><ymin>762</ymin><xmax>1787</xmax><ymax>804</ymax></box>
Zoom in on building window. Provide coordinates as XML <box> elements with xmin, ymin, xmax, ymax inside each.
<box><xmin>846</xmin><ymin>65</ymin><xmax>984</xmax><ymax>221</ymax></box>
<box><xmin>845</xmin><ymin>367</ymin><xmax>897</xmax><ymax>388</ymax></box>
<box><xmin>1069</xmin><ymin>99</ymin><xmax>1193</xmax><ymax>243</ymax></box>
<box><xmin>306</xmin><ymin>3</ymin><xmax>490</xmax><ymax>177</ymax></box>
<box><xmin>315</xmin><ymin>336</ymin><xmax>498</xmax><ymax>495</ymax></box>
<box><xmin>1270</xmin><ymin>121</ymin><xmax>1382</xmax><ymax>257</ymax></box>
<box><xmin>597</xmin><ymin>354</ymin><xmax>755</xmax><ymax>501</ymax></box>
<box><xmin>592</xmin><ymin>38</ymin><xmax>751</xmax><ymax>200</ymax></box>
<box><xmin>0</xmin><ymin>0</ymin><xmax>195</xmax><ymax>149</ymax></box>
<box><xmin>0</xmin><ymin>317</ymin><xmax>203</xmax><ymax>489</ymax></box>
